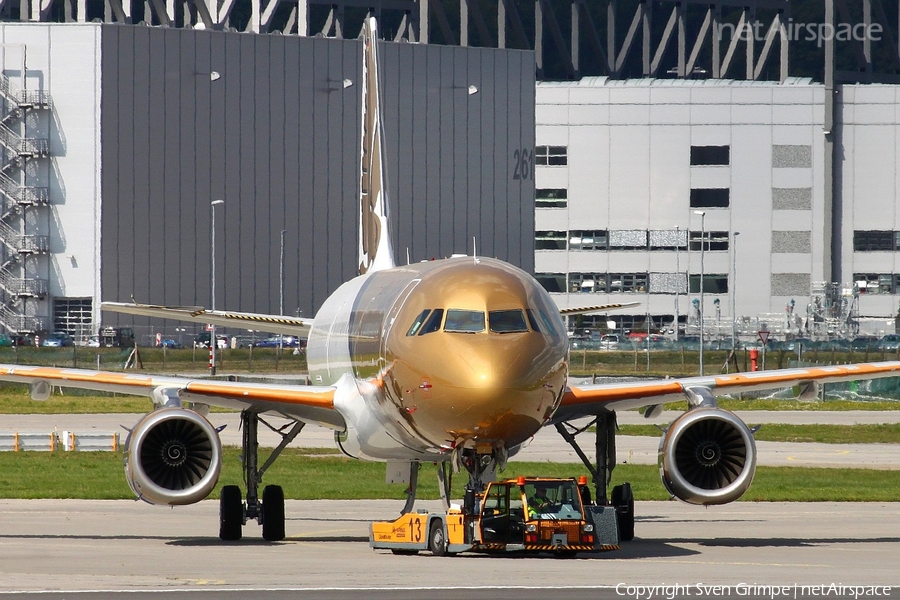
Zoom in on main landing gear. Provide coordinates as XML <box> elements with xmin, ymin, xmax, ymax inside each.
<box><xmin>554</xmin><ymin>412</ymin><xmax>635</xmax><ymax>541</ymax></box>
<box><xmin>219</xmin><ymin>410</ymin><xmax>305</xmax><ymax>541</ymax></box>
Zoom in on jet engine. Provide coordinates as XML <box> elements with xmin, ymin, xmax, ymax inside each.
<box><xmin>658</xmin><ymin>407</ymin><xmax>756</xmax><ymax>505</ymax></box>
<box><xmin>124</xmin><ymin>408</ymin><xmax>222</xmax><ymax>506</ymax></box>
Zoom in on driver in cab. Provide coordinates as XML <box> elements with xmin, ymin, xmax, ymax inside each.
<box><xmin>527</xmin><ymin>487</ymin><xmax>550</xmax><ymax>518</ymax></box>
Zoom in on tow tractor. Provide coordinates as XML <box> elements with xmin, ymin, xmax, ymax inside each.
<box><xmin>370</xmin><ymin>476</ymin><xmax>624</xmax><ymax>556</ymax></box>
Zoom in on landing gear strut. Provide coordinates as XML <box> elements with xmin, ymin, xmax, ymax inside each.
<box><xmin>458</xmin><ymin>447</ymin><xmax>501</xmax><ymax>515</ymax></box>
<box><xmin>218</xmin><ymin>410</ymin><xmax>305</xmax><ymax>541</ymax></box>
<box><xmin>555</xmin><ymin>412</ymin><xmax>635</xmax><ymax>541</ymax></box>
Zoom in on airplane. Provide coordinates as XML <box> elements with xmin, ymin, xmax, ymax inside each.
<box><xmin>3</xmin><ymin>17</ymin><xmax>900</xmax><ymax>546</ymax></box>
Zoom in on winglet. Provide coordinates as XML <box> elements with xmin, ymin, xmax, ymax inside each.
<box><xmin>358</xmin><ymin>17</ymin><xmax>395</xmax><ymax>275</ymax></box>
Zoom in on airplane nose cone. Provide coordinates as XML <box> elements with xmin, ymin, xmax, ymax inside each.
<box><xmin>387</xmin><ymin>332</ymin><xmax>567</xmax><ymax>449</ymax></box>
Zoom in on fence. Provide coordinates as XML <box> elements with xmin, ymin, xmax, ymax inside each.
<box><xmin>0</xmin><ymin>431</ymin><xmax>119</xmax><ymax>452</ymax></box>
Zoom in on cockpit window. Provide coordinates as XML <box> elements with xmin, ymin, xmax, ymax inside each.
<box><xmin>418</xmin><ymin>309</ymin><xmax>444</xmax><ymax>335</ymax></box>
<box><xmin>406</xmin><ymin>309</ymin><xmax>431</xmax><ymax>336</ymax></box>
<box><xmin>525</xmin><ymin>309</ymin><xmax>542</xmax><ymax>333</ymax></box>
<box><xmin>443</xmin><ymin>309</ymin><xmax>485</xmax><ymax>333</ymax></box>
<box><xmin>489</xmin><ymin>309</ymin><xmax>529</xmax><ymax>333</ymax></box>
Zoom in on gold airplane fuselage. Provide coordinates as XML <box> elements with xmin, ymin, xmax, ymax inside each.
<box><xmin>307</xmin><ymin>257</ymin><xmax>569</xmax><ymax>457</ymax></box>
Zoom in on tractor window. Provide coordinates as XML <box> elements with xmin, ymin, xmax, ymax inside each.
<box><xmin>406</xmin><ymin>309</ymin><xmax>431</xmax><ymax>336</ymax></box>
<box><xmin>524</xmin><ymin>481</ymin><xmax>583</xmax><ymax>521</ymax></box>
<box><xmin>489</xmin><ymin>309</ymin><xmax>529</xmax><ymax>333</ymax></box>
<box><xmin>444</xmin><ymin>309</ymin><xmax>485</xmax><ymax>333</ymax></box>
<box><xmin>418</xmin><ymin>309</ymin><xmax>444</xmax><ymax>335</ymax></box>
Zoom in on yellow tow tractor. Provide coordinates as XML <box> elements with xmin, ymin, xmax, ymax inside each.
<box><xmin>370</xmin><ymin>476</ymin><xmax>621</xmax><ymax>556</ymax></box>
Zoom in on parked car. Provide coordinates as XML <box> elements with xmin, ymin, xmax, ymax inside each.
<box><xmin>598</xmin><ymin>334</ymin><xmax>619</xmax><ymax>350</ymax></box>
<box><xmin>253</xmin><ymin>335</ymin><xmax>300</xmax><ymax>348</ymax></box>
<box><xmin>160</xmin><ymin>339</ymin><xmax>183</xmax><ymax>349</ymax></box>
<box><xmin>877</xmin><ymin>334</ymin><xmax>900</xmax><ymax>351</ymax></box>
<box><xmin>850</xmin><ymin>336</ymin><xmax>880</xmax><ymax>351</ymax></box>
<box><xmin>784</xmin><ymin>338</ymin><xmax>812</xmax><ymax>353</ymax></box>
<box><xmin>674</xmin><ymin>335</ymin><xmax>701</xmax><ymax>350</ymax></box>
<box><xmin>0</xmin><ymin>333</ymin><xmax>12</xmax><ymax>347</ymax></box>
<box><xmin>194</xmin><ymin>333</ymin><xmax>229</xmax><ymax>349</ymax></box>
<box><xmin>86</xmin><ymin>335</ymin><xmax>101</xmax><ymax>348</ymax></box>
<box><xmin>41</xmin><ymin>331</ymin><xmax>75</xmax><ymax>347</ymax></box>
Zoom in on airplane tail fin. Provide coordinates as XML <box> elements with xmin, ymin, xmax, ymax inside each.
<box><xmin>358</xmin><ymin>17</ymin><xmax>395</xmax><ymax>275</ymax></box>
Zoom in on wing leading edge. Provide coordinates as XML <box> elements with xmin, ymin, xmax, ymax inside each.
<box><xmin>559</xmin><ymin>302</ymin><xmax>641</xmax><ymax>316</ymax></box>
<box><xmin>102</xmin><ymin>302</ymin><xmax>314</xmax><ymax>338</ymax></box>
<box><xmin>0</xmin><ymin>364</ymin><xmax>342</xmax><ymax>430</ymax></box>
<box><xmin>556</xmin><ymin>360</ymin><xmax>900</xmax><ymax>420</ymax></box>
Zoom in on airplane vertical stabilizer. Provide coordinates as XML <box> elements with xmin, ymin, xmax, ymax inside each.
<box><xmin>358</xmin><ymin>17</ymin><xmax>396</xmax><ymax>275</ymax></box>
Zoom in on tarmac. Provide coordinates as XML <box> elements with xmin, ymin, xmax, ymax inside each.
<box><xmin>0</xmin><ymin>499</ymin><xmax>897</xmax><ymax>595</ymax></box>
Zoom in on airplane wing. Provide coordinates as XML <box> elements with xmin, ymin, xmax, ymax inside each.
<box><xmin>0</xmin><ymin>364</ymin><xmax>342</xmax><ymax>430</ymax></box>
<box><xmin>559</xmin><ymin>302</ymin><xmax>640</xmax><ymax>316</ymax></box>
<box><xmin>555</xmin><ymin>360</ymin><xmax>900</xmax><ymax>420</ymax></box>
<box><xmin>102</xmin><ymin>301</ymin><xmax>314</xmax><ymax>338</ymax></box>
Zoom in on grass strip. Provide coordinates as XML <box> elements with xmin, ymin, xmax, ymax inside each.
<box><xmin>2</xmin><ymin>450</ymin><xmax>899</xmax><ymax>502</ymax></box>
<box><xmin>617</xmin><ymin>423</ymin><xmax>900</xmax><ymax>444</ymax></box>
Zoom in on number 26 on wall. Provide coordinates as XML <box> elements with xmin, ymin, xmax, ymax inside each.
<box><xmin>512</xmin><ymin>148</ymin><xmax>533</xmax><ymax>181</ymax></box>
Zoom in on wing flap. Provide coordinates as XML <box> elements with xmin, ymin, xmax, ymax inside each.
<box><xmin>557</xmin><ymin>360</ymin><xmax>900</xmax><ymax>419</ymax></box>
<box><xmin>102</xmin><ymin>302</ymin><xmax>313</xmax><ymax>337</ymax></box>
<box><xmin>0</xmin><ymin>364</ymin><xmax>342</xmax><ymax>430</ymax></box>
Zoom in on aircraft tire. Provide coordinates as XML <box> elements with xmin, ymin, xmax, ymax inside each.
<box><xmin>612</xmin><ymin>483</ymin><xmax>635</xmax><ymax>542</ymax></box>
<box><xmin>219</xmin><ymin>485</ymin><xmax>243</xmax><ymax>541</ymax></box>
<box><xmin>262</xmin><ymin>485</ymin><xmax>286</xmax><ymax>542</ymax></box>
<box><xmin>428</xmin><ymin>520</ymin><xmax>448</xmax><ymax>556</ymax></box>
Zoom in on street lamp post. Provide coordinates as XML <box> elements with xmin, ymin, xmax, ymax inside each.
<box><xmin>210</xmin><ymin>199</ymin><xmax>224</xmax><ymax>376</ymax></box>
<box><xmin>732</xmin><ymin>231</ymin><xmax>740</xmax><ymax>350</ymax></box>
<box><xmin>279</xmin><ymin>230</ymin><xmax>286</xmax><ymax>317</ymax></box>
<box><xmin>674</xmin><ymin>225</ymin><xmax>681</xmax><ymax>342</ymax></box>
<box><xmin>693</xmin><ymin>210</ymin><xmax>706</xmax><ymax>375</ymax></box>
<box><xmin>279</xmin><ymin>229</ymin><xmax>286</xmax><ymax>353</ymax></box>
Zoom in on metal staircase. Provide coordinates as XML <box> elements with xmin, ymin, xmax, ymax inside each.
<box><xmin>0</xmin><ymin>73</ymin><xmax>51</xmax><ymax>336</ymax></box>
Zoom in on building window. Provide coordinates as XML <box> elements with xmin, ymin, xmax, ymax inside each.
<box><xmin>854</xmin><ymin>231</ymin><xmax>897</xmax><ymax>252</ymax></box>
<box><xmin>771</xmin><ymin>273</ymin><xmax>810</xmax><ymax>296</ymax></box>
<box><xmin>773</xmin><ymin>187</ymin><xmax>812</xmax><ymax>210</ymax></box>
<box><xmin>689</xmin><ymin>274</ymin><xmax>729</xmax><ymax>294</ymax></box>
<box><xmin>689</xmin><ymin>230</ymin><xmax>730</xmax><ymax>251</ymax></box>
<box><xmin>535</xmin><ymin>145</ymin><xmax>567</xmax><ymax>166</ymax></box>
<box><xmin>773</xmin><ymin>145</ymin><xmax>812</xmax><ymax>168</ymax></box>
<box><xmin>536</xmin><ymin>273</ymin><xmax>566</xmax><ymax>293</ymax></box>
<box><xmin>53</xmin><ymin>298</ymin><xmax>93</xmax><ymax>340</ymax></box>
<box><xmin>535</xmin><ymin>231</ymin><xmax>567</xmax><ymax>250</ymax></box>
<box><xmin>649</xmin><ymin>229</ymin><xmax>688</xmax><ymax>251</ymax></box>
<box><xmin>568</xmin><ymin>273</ymin><xmax>649</xmax><ymax>293</ymax></box>
<box><xmin>609</xmin><ymin>230</ymin><xmax>648</xmax><ymax>250</ymax></box>
<box><xmin>570</xmin><ymin>273</ymin><xmax>607</xmax><ymax>293</ymax></box>
<box><xmin>855</xmin><ymin>273</ymin><xmax>897</xmax><ymax>294</ymax></box>
<box><xmin>536</xmin><ymin>188</ymin><xmax>567</xmax><ymax>208</ymax></box>
<box><xmin>772</xmin><ymin>231</ymin><xmax>811</xmax><ymax>254</ymax></box>
<box><xmin>609</xmin><ymin>273</ymin><xmax>649</xmax><ymax>293</ymax></box>
<box><xmin>569</xmin><ymin>230</ymin><xmax>608</xmax><ymax>251</ymax></box>
<box><xmin>649</xmin><ymin>272</ymin><xmax>687</xmax><ymax>294</ymax></box>
<box><xmin>690</xmin><ymin>188</ymin><xmax>730</xmax><ymax>208</ymax></box>
<box><xmin>690</xmin><ymin>145</ymin><xmax>730</xmax><ymax>166</ymax></box>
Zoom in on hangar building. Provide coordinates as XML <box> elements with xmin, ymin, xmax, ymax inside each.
<box><xmin>0</xmin><ymin>23</ymin><xmax>535</xmax><ymax>343</ymax></box>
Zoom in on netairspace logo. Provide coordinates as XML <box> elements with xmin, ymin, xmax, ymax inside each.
<box><xmin>614</xmin><ymin>583</ymin><xmax>893</xmax><ymax>600</ymax></box>
<box><xmin>716</xmin><ymin>20</ymin><xmax>884</xmax><ymax>48</ymax></box>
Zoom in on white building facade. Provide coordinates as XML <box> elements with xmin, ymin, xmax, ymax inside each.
<box><xmin>535</xmin><ymin>78</ymin><xmax>900</xmax><ymax>338</ymax></box>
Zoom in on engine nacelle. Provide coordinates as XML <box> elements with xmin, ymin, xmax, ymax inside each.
<box><xmin>124</xmin><ymin>408</ymin><xmax>222</xmax><ymax>506</ymax></box>
<box><xmin>658</xmin><ymin>407</ymin><xmax>756</xmax><ymax>506</ymax></box>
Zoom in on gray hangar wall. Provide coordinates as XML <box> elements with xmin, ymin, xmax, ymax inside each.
<box><xmin>100</xmin><ymin>25</ymin><xmax>535</xmax><ymax>328</ymax></box>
